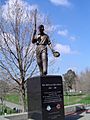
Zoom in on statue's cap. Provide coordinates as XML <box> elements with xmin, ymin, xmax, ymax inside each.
<box><xmin>38</xmin><ymin>24</ymin><xmax>44</xmax><ymax>29</ymax></box>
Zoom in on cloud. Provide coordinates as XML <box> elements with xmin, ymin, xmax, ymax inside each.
<box><xmin>54</xmin><ymin>43</ymin><xmax>77</xmax><ymax>54</ymax></box>
<box><xmin>58</xmin><ymin>29</ymin><xmax>77</xmax><ymax>41</ymax></box>
<box><xmin>0</xmin><ymin>32</ymin><xmax>15</xmax><ymax>47</ymax></box>
<box><xmin>2</xmin><ymin>0</ymin><xmax>38</xmax><ymax>22</ymax></box>
<box><xmin>1</xmin><ymin>0</ymin><xmax>59</xmax><ymax>33</ymax></box>
<box><xmin>49</xmin><ymin>0</ymin><xmax>71</xmax><ymax>6</ymax></box>
<box><xmin>45</xmin><ymin>25</ymin><xmax>60</xmax><ymax>32</ymax></box>
<box><xmin>0</xmin><ymin>32</ymin><xmax>35</xmax><ymax>57</ymax></box>
<box><xmin>69</xmin><ymin>36</ymin><xmax>76</xmax><ymax>41</ymax></box>
<box><xmin>58</xmin><ymin>29</ymin><xmax>68</xmax><ymax>37</ymax></box>
<box><xmin>54</xmin><ymin>43</ymin><xmax>71</xmax><ymax>54</ymax></box>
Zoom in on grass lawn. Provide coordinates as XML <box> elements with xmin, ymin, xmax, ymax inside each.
<box><xmin>64</xmin><ymin>95</ymin><xmax>80</xmax><ymax>106</ymax></box>
<box><xmin>5</xmin><ymin>93</ymin><xmax>27</xmax><ymax>105</ymax></box>
<box><xmin>79</xmin><ymin>94</ymin><xmax>90</xmax><ymax>104</ymax></box>
<box><xmin>5</xmin><ymin>93</ymin><xmax>20</xmax><ymax>104</ymax></box>
<box><xmin>64</xmin><ymin>94</ymin><xmax>90</xmax><ymax>106</ymax></box>
<box><xmin>4</xmin><ymin>93</ymin><xmax>90</xmax><ymax>106</ymax></box>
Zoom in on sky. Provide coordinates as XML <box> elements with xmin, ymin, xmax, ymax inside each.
<box><xmin>0</xmin><ymin>0</ymin><xmax>90</xmax><ymax>75</ymax></box>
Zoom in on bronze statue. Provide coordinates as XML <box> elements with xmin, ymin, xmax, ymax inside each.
<box><xmin>32</xmin><ymin>9</ymin><xmax>60</xmax><ymax>76</ymax></box>
<box><xmin>32</xmin><ymin>25</ymin><xmax>60</xmax><ymax>76</ymax></box>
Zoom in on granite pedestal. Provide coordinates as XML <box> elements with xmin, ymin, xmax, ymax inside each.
<box><xmin>27</xmin><ymin>75</ymin><xmax>64</xmax><ymax>120</ymax></box>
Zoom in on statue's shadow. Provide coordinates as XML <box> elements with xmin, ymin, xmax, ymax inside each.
<box><xmin>65</xmin><ymin>112</ymin><xmax>84</xmax><ymax>120</ymax></box>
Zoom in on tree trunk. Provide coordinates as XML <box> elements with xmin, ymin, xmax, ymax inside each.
<box><xmin>19</xmin><ymin>84</ymin><xmax>27</xmax><ymax>112</ymax></box>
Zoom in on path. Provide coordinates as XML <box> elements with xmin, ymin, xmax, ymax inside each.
<box><xmin>0</xmin><ymin>100</ymin><xmax>23</xmax><ymax>110</ymax></box>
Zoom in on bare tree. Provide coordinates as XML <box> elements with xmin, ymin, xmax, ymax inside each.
<box><xmin>0</xmin><ymin>0</ymin><xmax>51</xmax><ymax>111</ymax></box>
<box><xmin>78</xmin><ymin>69</ymin><xmax>90</xmax><ymax>93</ymax></box>
<box><xmin>0</xmin><ymin>80</ymin><xmax>9</xmax><ymax>104</ymax></box>
<box><xmin>0</xmin><ymin>80</ymin><xmax>9</xmax><ymax>114</ymax></box>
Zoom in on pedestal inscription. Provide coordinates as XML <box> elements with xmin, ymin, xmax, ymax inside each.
<box><xmin>41</xmin><ymin>76</ymin><xmax>64</xmax><ymax>120</ymax></box>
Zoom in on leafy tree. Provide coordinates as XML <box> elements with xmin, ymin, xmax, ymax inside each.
<box><xmin>63</xmin><ymin>69</ymin><xmax>77</xmax><ymax>93</ymax></box>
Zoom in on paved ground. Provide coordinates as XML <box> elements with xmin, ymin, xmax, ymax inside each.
<box><xmin>0</xmin><ymin>111</ymin><xmax>90</xmax><ymax>120</ymax></box>
<box><xmin>0</xmin><ymin>100</ymin><xmax>90</xmax><ymax>120</ymax></box>
<box><xmin>65</xmin><ymin>111</ymin><xmax>90</xmax><ymax>120</ymax></box>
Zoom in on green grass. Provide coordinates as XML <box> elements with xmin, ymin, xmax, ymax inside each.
<box><xmin>64</xmin><ymin>94</ymin><xmax>90</xmax><ymax>106</ymax></box>
<box><xmin>4</xmin><ymin>93</ymin><xmax>90</xmax><ymax>106</ymax></box>
<box><xmin>5</xmin><ymin>93</ymin><xmax>20</xmax><ymax>104</ymax></box>
<box><xmin>64</xmin><ymin>95</ymin><xmax>80</xmax><ymax>106</ymax></box>
<box><xmin>5</xmin><ymin>93</ymin><xmax>27</xmax><ymax>105</ymax></box>
<box><xmin>79</xmin><ymin>94</ymin><xmax>90</xmax><ymax>104</ymax></box>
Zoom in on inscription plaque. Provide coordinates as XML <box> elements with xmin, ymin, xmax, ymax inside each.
<box><xmin>41</xmin><ymin>76</ymin><xmax>64</xmax><ymax>120</ymax></box>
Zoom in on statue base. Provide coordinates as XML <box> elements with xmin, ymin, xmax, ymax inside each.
<box><xmin>27</xmin><ymin>75</ymin><xmax>64</xmax><ymax>120</ymax></box>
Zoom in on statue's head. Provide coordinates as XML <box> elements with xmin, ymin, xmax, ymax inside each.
<box><xmin>38</xmin><ymin>25</ymin><xmax>44</xmax><ymax>33</ymax></box>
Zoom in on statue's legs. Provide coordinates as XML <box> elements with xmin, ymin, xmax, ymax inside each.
<box><xmin>36</xmin><ymin>53</ymin><xmax>43</xmax><ymax>75</ymax></box>
<box><xmin>36</xmin><ymin>47</ymin><xmax>48</xmax><ymax>76</ymax></box>
<box><xmin>41</xmin><ymin>51</ymin><xmax>48</xmax><ymax>75</ymax></box>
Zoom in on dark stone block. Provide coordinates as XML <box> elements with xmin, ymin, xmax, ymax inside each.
<box><xmin>27</xmin><ymin>75</ymin><xmax>64</xmax><ymax>120</ymax></box>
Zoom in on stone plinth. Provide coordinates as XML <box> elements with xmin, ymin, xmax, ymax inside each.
<box><xmin>27</xmin><ymin>75</ymin><xmax>64</xmax><ymax>120</ymax></box>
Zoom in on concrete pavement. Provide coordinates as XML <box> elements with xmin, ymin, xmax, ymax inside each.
<box><xmin>0</xmin><ymin>111</ymin><xmax>90</xmax><ymax>120</ymax></box>
<box><xmin>0</xmin><ymin>100</ymin><xmax>23</xmax><ymax>110</ymax></box>
<box><xmin>0</xmin><ymin>100</ymin><xmax>90</xmax><ymax>120</ymax></box>
<box><xmin>65</xmin><ymin>111</ymin><xmax>90</xmax><ymax>120</ymax></box>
